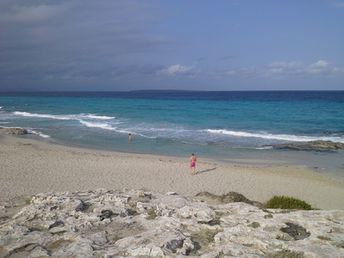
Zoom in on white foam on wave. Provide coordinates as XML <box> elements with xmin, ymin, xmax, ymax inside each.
<box><xmin>79</xmin><ymin>120</ymin><xmax>156</xmax><ymax>139</ymax></box>
<box><xmin>80</xmin><ymin>114</ymin><xmax>114</xmax><ymax>120</ymax></box>
<box><xmin>14</xmin><ymin>111</ymin><xmax>73</xmax><ymax>120</ymax></box>
<box><xmin>27</xmin><ymin>129</ymin><xmax>50</xmax><ymax>138</ymax></box>
<box><xmin>12</xmin><ymin>110</ymin><xmax>156</xmax><ymax>138</ymax></box>
<box><xmin>255</xmin><ymin>146</ymin><xmax>273</xmax><ymax>150</ymax></box>
<box><xmin>206</xmin><ymin>129</ymin><xmax>344</xmax><ymax>143</ymax></box>
<box><xmin>79</xmin><ymin>120</ymin><xmax>117</xmax><ymax>131</ymax></box>
<box><xmin>129</xmin><ymin>131</ymin><xmax>156</xmax><ymax>139</ymax></box>
<box><xmin>13</xmin><ymin>111</ymin><xmax>115</xmax><ymax>121</ymax></box>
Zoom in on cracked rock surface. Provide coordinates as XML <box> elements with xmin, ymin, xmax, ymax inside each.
<box><xmin>0</xmin><ymin>189</ymin><xmax>344</xmax><ymax>257</ymax></box>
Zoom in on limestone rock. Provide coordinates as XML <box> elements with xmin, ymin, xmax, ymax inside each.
<box><xmin>272</xmin><ymin>140</ymin><xmax>344</xmax><ymax>152</ymax></box>
<box><xmin>195</xmin><ymin>191</ymin><xmax>262</xmax><ymax>207</ymax></box>
<box><xmin>280</xmin><ymin>222</ymin><xmax>311</xmax><ymax>240</ymax></box>
<box><xmin>0</xmin><ymin>127</ymin><xmax>28</xmax><ymax>135</ymax></box>
<box><xmin>165</xmin><ymin>239</ymin><xmax>184</xmax><ymax>253</ymax></box>
<box><xmin>0</xmin><ymin>189</ymin><xmax>343</xmax><ymax>257</ymax></box>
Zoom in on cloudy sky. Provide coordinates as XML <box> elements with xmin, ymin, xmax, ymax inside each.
<box><xmin>1</xmin><ymin>0</ymin><xmax>344</xmax><ymax>91</ymax></box>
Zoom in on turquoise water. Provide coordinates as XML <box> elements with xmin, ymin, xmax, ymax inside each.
<box><xmin>0</xmin><ymin>91</ymin><xmax>343</xmax><ymax>179</ymax></box>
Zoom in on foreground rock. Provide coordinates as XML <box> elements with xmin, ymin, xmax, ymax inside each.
<box><xmin>0</xmin><ymin>127</ymin><xmax>28</xmax><ymax>135</ymax></box>
<box><xmin>273</xmin><ymin>140</ymin><xmax>344</xmax><ymax>152</ymax></box>
<box><xmin>1</xmin><ymin>189</ymin><xmax>344</xmax><ymax>257</ymax></box>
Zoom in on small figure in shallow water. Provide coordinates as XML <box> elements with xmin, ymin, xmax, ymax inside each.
<box><xmin>189</xmin><ymin>153</ymin><xmax>197</xmax><ymax>174</ymax></box>
<box><xmin>128</xmin><ymin>133</ymin><xmax>132</xmax><ymax>142</ymax></box>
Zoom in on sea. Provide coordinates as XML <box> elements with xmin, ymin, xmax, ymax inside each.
<box><xmin>0</xmin><ymin>91</ymin><xmax>343</xmax><ymax>180</ymax></box>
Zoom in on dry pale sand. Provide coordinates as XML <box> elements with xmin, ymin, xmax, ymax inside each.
<box><xmin>1</xmin><ymin>133</ymin><xmax>344</xmax><ymax>210</ymax></box>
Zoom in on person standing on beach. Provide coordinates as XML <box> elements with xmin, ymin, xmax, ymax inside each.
<box><xmin>190</xmin><ymin>153</ymin><xmax>197</xmax><ymax>174</ymax></box>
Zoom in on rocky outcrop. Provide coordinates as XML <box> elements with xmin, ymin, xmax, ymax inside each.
<box><xmin>1</xmin><ymin>189</ymin><xmax>344</xmax><ymax>257</ymax></box>
<box><xmin>0</xmin><ymin>127</ymin><xmax>28</xmax><ymax>135</ymax></box>
<box><xmin>273</xmin><ymin>140</ymin><xmax>344</xmax><ymax>152</ymax></box>
<box><xmin>195</xmin><ymin>191</ymin><xmax>263</xmax><ymax>207</ymax></box>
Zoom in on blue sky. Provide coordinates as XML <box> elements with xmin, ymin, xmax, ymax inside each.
<box><xmin>0</xmin><ymin>0</ymin><xmax>343</xmax><ymax>91</ymax></box>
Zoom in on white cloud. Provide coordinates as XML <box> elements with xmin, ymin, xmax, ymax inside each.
<box><xmin>266</xmin><ymin>61</ymin><xmax>304</xmax><ymax>76</ymax></box>
<box><xmin>265</xmin><ymin>60</ymin><xmax>344</xmax><ymax>77</ymax></box>
<box><xmin>308</xmin><ymin>60</ymin><xmax>330</xmax><ymax>74</ymax></box>
<box><xmin>159</xmin><ymin>64</ymin><xmax>194</xmax><ymax>76</ymax></box>
<box><xmin>223</xmin><ymin>60</ymin><xmax>344</xmax><ymax>79</ymax></box>
<box><xmin>311</xmin><ymin>60</ymin><xmax>329</xmax><ymax>68</ymax></box>
<box><xmin>333</xmin><ymin>67</ymin><xmax>344</xmax><ymax>73</ymax></box>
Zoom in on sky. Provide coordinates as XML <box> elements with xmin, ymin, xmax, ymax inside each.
<box><xmin>0</xmin><ymin>0</ymin><xmax>344</xmax><ymax>91</ymax></box>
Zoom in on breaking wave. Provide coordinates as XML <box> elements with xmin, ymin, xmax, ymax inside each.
<box><xmin>79</xmin><ymin>120</ymin><xmax>117</xmax><ymax>131</ymax></box>
<box><xmin>10</xmin><ymin>111</ymin><xmax>344</xmax><ymax>143</ymax></box>
<box><xmin>13</xmin><ymin>111</ymin><xmax>114</xmax><ymax>121</ymax></box>
<box><xmin>27</xmin><ymin>129</ymin><xmax>50</xmax><ymax>138</ymax></box>
<box><xmin>206</xmin><ymin>129</ymin><xmax>344</xmax><ymax>143</ymax></box>
<box><xmin>78</xmin><ymin>120</ymin><xmax>156</xmax><ymax>139</ymax></box>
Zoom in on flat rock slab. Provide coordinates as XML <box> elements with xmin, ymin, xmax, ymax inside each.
<box><xmin>1</xmin><ymin>189</ymin><xmax>344</xmax><ymax>257</ymax></box>
<box><xmin>0</xmin><ymin>127</ymin><xmax>28</xmax><ymax>135</ymax></box>
<box><xmin>280</xmin><ymin>222</ymin><xmax>311</xmax><ymax>240</ymax></box>
<box><xmin>273</xmin><ymin>140</ymin><xmax>344</xmax><ymax>152</ymax></box>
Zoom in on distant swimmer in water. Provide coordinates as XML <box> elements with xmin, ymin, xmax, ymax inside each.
<box><xmin>189</xmin><ymin>153</ymin><xmax>197</xmax><ymax>174</ymax></box>
<box><xmin>128</xmin><ymin>133</ymin><xmax>132</xmax><ymax>142</ymax></box>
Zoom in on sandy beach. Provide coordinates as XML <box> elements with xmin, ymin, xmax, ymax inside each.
<box><xmin>1</xmin><ymin>132</ymin><xmax>344</xmax><ymax>210</ymax></box>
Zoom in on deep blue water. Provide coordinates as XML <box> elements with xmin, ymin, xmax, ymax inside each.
<box><xmin>0</xmin><ymin>91</ymin><xmax>344</xmax><ymax>177</ymax></box>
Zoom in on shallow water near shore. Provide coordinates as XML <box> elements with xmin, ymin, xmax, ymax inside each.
<box><xmin>1</xmin><ymin>91</ymin><xmax>343</xmax><ymax>181</ymax></box>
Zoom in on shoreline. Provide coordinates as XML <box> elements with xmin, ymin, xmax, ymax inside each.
<box><xmin>1</xmin><ymin>124</ymin><xmax>344</xmax><ymax>181</ymax></box>
<box><xmin>1</xmin><ymin>132</ymin><xmax>344</xmax><ymax>209</ymax></box>
<box><xmin>20</xmin><ymin>129</ymin><xmax>340</xmax><ymax>171</ymax></box>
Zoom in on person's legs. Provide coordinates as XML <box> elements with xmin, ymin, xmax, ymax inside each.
<box><xmin>191</xmin><ymin>163</ymin><xmax>196</xmax><ymax>174</ymax></box>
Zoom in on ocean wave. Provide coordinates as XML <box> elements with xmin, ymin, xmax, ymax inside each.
<box><xmin>27</xmin><ymin>129</ymin><xmax>50</xmax><ymax>138</ymax></box>
<box><xmin>255</xmin><ymin>146</ymin><xmax>273</xmax><ymax>150</ymax></box>
<box><xmin>206</xmin><ymin>129</ymin><xmax>344</xmax><ymax>143</ymax></box>
<box><xmin>78</xmin><ymin>120</ymin><xmax>156</xmax><ymax>139</ymax></box>
<box><xmin>14</xmin><ymin>111</ymin><xmax>71</xmax><ymax>120</ymax></box>
<box><xmin>80</xmin><ymin>114</ymin><xmax>114</xmax><ymax>120</ymax></box>
<box><xmin>13</xmin><ymin>110</ymin><xmax>157</xmax><ymax>139</ymax></box>
<box><xmin>13</xmin><ymin>111</ymin><xmax>115</xmax><ymax>121</ymax></box>
<box><xmin>79</xmin><ymin>120</ymin><xmax>117</xmax><ymax>131</ymax></box>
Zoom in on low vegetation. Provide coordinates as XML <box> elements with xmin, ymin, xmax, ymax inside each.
<box><xmin>265</xmin><ymin>196</ymin><xmax>312</xmax><ymax>210</ymax></box>
<box><xmin>266</xmin><ymin>249</ymin><xmax>305</xmax><ymax>258</ymax></box>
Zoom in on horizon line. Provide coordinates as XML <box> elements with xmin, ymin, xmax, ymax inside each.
<box><xmin>1</xmin><ymin>89</ymin><xmax>344</xmax><ymax>93</ymax></box>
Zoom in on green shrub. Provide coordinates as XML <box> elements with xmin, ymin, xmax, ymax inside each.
<box><xmin>265</xmin><ymin>196</ymin><xmax>312</xmax><ymax>210</ymax></box>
